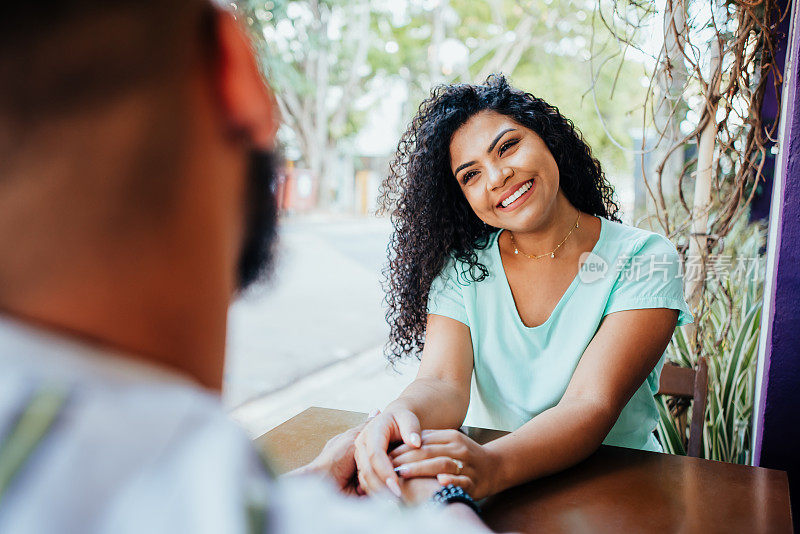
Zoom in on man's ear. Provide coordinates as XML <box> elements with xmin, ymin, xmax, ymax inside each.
<box><xmin>212</xmin><ymin>9</ymin><xmax>278</xmax><ymax>150</ymax></box>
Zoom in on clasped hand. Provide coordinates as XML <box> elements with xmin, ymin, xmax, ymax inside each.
<box><xmin>353</xmin><ymin>409</ymin><xmax>500</xmax><ymax>501</ymax></box>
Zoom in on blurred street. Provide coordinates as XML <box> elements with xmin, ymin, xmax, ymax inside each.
<box><xmin>223</xmin><ymin>214</ymin><xmax>417</xmax><ymax>436</ymax></box>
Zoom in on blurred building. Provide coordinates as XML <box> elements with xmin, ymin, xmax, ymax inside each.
<box><xmin>276</xmin><ymin>162</ymin><xmax>318</xmax><ymax>213</ymax></box>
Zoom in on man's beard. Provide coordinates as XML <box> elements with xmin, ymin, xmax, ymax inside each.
<box><xmin>236</xmin><ymin>149</ymin><xmax>279</xmax><ymax>292</ymax></box>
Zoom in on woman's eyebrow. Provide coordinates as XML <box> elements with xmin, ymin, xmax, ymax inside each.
<box><xmin>487</xmin><ymin>128</ymin><xmax>517</xmax><ymax>153</ymax></box>
<box><xmin>454</xmin><ymin>160</ymin><xmax>476</xmax><ymax>176</ymax></box>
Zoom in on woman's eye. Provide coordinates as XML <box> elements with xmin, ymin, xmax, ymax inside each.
<box><xmin>462</xmin><ymin>170</ymin><xmax>478</xmax><ymax>184</ymax></box>
<box><xmin>498</xmin><ymin>139</ymin><xmax>519</xmax><ymax>156</ymax></box>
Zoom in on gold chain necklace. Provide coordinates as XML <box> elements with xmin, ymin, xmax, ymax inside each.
<box><xmin>510</xmin><ymin>212</ymin><xmax>581</xmax><ymax>260</ymax></box>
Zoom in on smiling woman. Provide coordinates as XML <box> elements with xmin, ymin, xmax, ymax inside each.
<box><xmin>379</xmin><ymin>74</ymin><xmax>620</xmax><ymax>362</ymax></box>
<box><xmin>354</xmin><ymin>75</ymin><xmax>693</xmax><ymax>502</ymax></box>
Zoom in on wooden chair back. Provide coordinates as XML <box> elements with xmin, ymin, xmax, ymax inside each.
<box><xmin>657</xmin><ymin>356</ymin><xmax>708</xmax><ymax>457</ymax></box>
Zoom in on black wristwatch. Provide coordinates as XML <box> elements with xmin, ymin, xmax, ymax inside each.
<box><xmin>431</xmin><ymin>484</ymin><xmax>481</xmax><ymax>515</ymax></box>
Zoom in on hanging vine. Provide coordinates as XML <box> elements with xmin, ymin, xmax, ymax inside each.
<box><xmin>590</xmin><ymin>0</ymin><xmax>786</xmax><ymax>462</ymax></box>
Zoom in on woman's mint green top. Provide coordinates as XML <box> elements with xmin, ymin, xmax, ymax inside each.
<box><xmin>427</xmin><ymin>217</ymin><xmax>694</xmax><ymax>452</ymax></box>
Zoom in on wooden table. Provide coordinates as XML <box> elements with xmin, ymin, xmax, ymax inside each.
<box><xmin>256</xmin><ymin>407</ymin><xmax>792</xmax><ymax>533</ymax></box>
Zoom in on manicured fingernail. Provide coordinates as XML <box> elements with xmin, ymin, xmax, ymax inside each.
<box><xmin>437</xmin><ymin>474</ymin><xmax>449</xmax><ymax>485</ymax></box>
<box><xmin>394</xmin><ymin>465</ymin><xmax>407</xmax><ymax>476</ymax></box>
<box><xmin>368</xmin><ymin>409</ymin><xmax>380</xmax><ymax>418</ymax></box>
<box><xmin>409</xmin><ymin>433</ymin><xmax>421</xmax><ymax>447</ymax></box>
<box><xmin>385</xmin><ymin>477</ymin><xmax>402</xmax><ymax>498</ymax></box>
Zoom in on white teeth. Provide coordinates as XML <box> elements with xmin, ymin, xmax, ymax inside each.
<box><xmin>501</xmin><ymin>180</ymin><xmax>533</xmax><ymax>207</ymax></box>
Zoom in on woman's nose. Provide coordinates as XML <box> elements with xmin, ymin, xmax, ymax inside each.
<box><xmin>487</xmin><ymin>166</ymin><xmax>514</xmax><ymax>191</ymax></box>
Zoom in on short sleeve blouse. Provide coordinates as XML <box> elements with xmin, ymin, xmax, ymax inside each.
<box><xmin>426</xmin><ymin>216</ymin><xmax>693</xmax><ymax>451</ymax></box>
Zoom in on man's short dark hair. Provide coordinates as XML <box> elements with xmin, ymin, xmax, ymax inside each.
<box><xmin>0</xmin><ymin>0</ymin><xmax>212</xmax><ymax>124</ymax></box>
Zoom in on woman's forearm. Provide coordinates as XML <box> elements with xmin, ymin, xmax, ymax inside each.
<box><xmin>386</xmin><ymin>377</ymin><xmax>469</xmax><ymax>430</ymax></box>
<box><xmin>484</xmin><ymin>398</ymin><xmax>616</xmax><ymax>494</ymax></box>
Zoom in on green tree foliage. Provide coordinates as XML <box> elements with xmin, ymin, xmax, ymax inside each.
<box><xmin>237</xmin><ymin>0</ymin><xmax>648</xmax><ymax>199</ymax></box>
<box><xmin>371</xmin><ymin>0</ymin><xmax>649</xmax><ymax>177</ymax></box>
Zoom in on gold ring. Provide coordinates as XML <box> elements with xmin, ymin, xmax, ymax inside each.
<box><xmin>452</xmin><ymin>458</ymin><xmax>463</xmax><ymax>475</ymax></box>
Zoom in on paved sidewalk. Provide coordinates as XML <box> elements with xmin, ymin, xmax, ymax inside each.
<box><xmin>224</xmin><ymin>214</ymin><xmax>393</xmax><ymax>408</ymax></box>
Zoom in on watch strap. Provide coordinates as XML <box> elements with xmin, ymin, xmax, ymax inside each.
<box><xmin>431</xmin><ymin>483</ymin><xmax>481</xmax><ymax>515</ymax></box>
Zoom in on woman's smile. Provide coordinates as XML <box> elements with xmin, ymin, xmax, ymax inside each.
<box><xmin>496</xmin><ymin>178</ymin><xmax>535</xmax><ymax>211</ymax></box>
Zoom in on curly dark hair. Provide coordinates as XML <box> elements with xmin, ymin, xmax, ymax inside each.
<box><xmin>379</xmin><ymin>74</ymin><xmax>621</xmax><ymax>362</ymax></box>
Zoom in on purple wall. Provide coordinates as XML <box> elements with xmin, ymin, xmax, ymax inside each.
<box><xmin>754</xmin><ymin>0</ymin><xmax>800</xmax><ymax>527</ymax></box>
<box><xmin>751</xmin><ymin>1</ymin><xmax>791</xmax><ymax>222</ymax></box>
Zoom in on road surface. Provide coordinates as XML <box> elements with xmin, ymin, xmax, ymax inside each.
<box><xmin>224</xmin><ymin>214</ymin><xmax>399</xmax><ymax>410</ymax></box>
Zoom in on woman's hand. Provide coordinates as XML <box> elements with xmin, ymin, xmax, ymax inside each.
<box><xmin>353</xmin><ymin>408</ymin><xmax>423</xmax><ymax>497</ymax></box>
<box><xmin>390</xmin><ymin>429</ymin><xmax>502</xmax><ymax>500</ymax></box>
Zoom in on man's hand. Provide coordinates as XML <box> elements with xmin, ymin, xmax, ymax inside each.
<box><xmin>401</xmin><ymin>478</ymin><xmax>494</xmax><ymax>532</ymax></box>
<box><xmin>398</xmin><ymin>477</ymin><xmax>443</xmax><ymax>505</ymax></box>
<box><xmin>289</xmin><ymin>411</ymin><xmax>378</xmax><ymax>495</ymax></box>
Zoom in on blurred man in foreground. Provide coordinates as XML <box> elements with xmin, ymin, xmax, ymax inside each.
<box><xmin>0</xmin><ymin>1</ymin><xmax>487</xmax><ymax>532</ymax></box>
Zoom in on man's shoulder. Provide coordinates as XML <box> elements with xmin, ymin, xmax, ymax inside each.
<box><xmin>0</xmin><ymin>372</ymin><xmax>269</xmax><ymax>533</ymax></box>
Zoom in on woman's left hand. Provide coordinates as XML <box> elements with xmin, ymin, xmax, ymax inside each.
<box><xmin>389</xmin><ymin>429</ymin><xmax>501</xmax><ymax>500</ymax></box>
